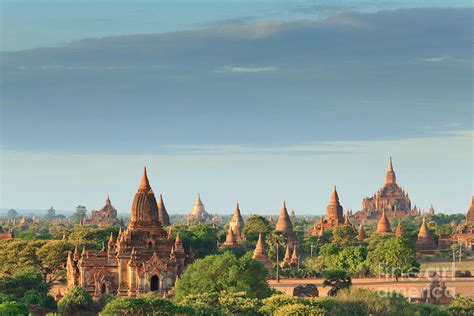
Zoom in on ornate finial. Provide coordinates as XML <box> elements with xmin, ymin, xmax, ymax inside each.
<box><xmin>330</xmin><ymin>186</ymin><xmax>340</xmax><ymax>205</ymax></box>
<box><xmin>106</xmin><ymin>195</ymin><xmax>111</xmax><ymax>205</ymax></box>
<box><xmin>385</xmin><ymin>157</ymin><xmax>397</xmax><ymax>184</ymax></box>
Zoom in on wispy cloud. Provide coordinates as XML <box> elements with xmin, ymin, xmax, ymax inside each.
<box><xmin>217</xmin><ymin>66</ymin><xmax>278</xmax><ymax>73</ymax></box>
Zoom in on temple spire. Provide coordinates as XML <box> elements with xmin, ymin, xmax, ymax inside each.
<box><xmin>385</xmin><ymin>156</ymin><xmax>397</xmax><ymax>185</ymax></box>
<box><xmin>253</xmin><ymin>233</ymin><xmax>267</xmax><ymax>259</ymax></box>
<box><xmin>139</xmin><ymin>166</ymin><xmax>151</xmax><ymax>190</ymax></box>
<box><xmin>330</xmin><ymin>186</ymin><xmax>340</xmax><ymax>205</ymax></box>
<box><xmin>275</xmin><ymin>201</ymin><xmax>294</xmax><ymax>236</ymax></box>
<box><xmin>395</xmin><ymin>221</ymin><xmax>404</xmax><ymax>238</ymax></box>
<box><xmin>105</xmin><ymin>195</ymin><xmax>111</xmax><ymax>205</ymax></box>
<box><xmin>376</xmin><ymin>209</ymin><xmax>392</xmax><ymax>234</ymax></box>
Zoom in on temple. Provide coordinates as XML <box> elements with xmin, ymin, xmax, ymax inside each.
<box><xmin>354</xmin><ymin>158</ymin><xmax>418</xmax><ymax>221</ymax></box>
<box><xmin>310</xmin><ymin>186</ymin><xmax>347</xmax><ymax>236</ymax></box>
<box><xmin>67</xmin><ymin>167</ymin><xmax>185</xmax><ymax>297</ymax></box>
<box><xmin>357</xmin><ymin>225</ymin><xmax>366</xmax><ymax>241</ymax></box>
<box><xmin>438</xmin><ymin>197</ymin><xmax>474</xmax><ymax>251</ymax></box>
<box><xmin>187</xmin><ymin>194</ymin><xmax>212</xmax><ymax>222</ymax></box>
<box><xmin>252</xmin><ymin>233</ymin><xmax>272</xmax><ymax>269</ymax></box>
<box><xmin>375</xmin><ymin>210</ymin><xmax>392</xmax><ymax>234</ymax></box>
<box><xmin>415</xmin><ymin>217</ymin><xmax>437</xmax><ymax>256</ymax></box>
<box><xmin>395</xmin><ymin>221</ymin><xmax>404</xmax><ymax>238</ymax></box>
<box><xmin>82</xmin><ymin>196</ymin><xmax>124</xmax><ymax>228</ymax></box>
<box><xmin>229</xmin><ymin>203</ymin><xmax>245</xmax><ymax>241</ymax></box>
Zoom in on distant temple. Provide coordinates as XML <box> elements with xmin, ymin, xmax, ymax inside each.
<box><xmin>310</xmin><ymin>186</ymin><xmax>347</xmax><ymax>236</ymax></box>
<box><xmin>354</xmin><ymin>157</ymin><xmax>418</xmax><ymax>221</ymax></box>
<box><xmin>67</xmin><ymin>167</ymin><xmax>185</xmax><ymax>297</ymax></box>
<box><xmin>438</xmin><ymin>197</ymin><xmax>474</xmax><ymax>251</ymax></box>
<box><xmin>82</xmin><ymin>196</ymin><xmax>124</xmax><ymax>228</ymax></box>
<box><xmin>187</xmin><ymin>194</ymin><xmax>212</xmax><ymax>222</ymax></box>
<box><xmin>275</xmin><ymin>201</ymin><xmax>297</xmax><ymax>244</ymax></box>
<box><xmin>224</xmin><ymin>203</ymin><xmax>245</xmax><ymax>247</ymax></box>
<box><xmin>375</xmin><ymin>210</ymin><xmax>392</xmax><ymax>234</ymax></box>
<box><xmin>415</xmin><ymin>217</ymin><xmax>437</xmax><ymax>256</ymax></box>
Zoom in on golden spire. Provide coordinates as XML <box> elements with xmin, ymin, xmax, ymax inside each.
<box><xmin>418</xmin><ymin>217</ymin><xmax>430</xmax><ymax>238</ymax></box>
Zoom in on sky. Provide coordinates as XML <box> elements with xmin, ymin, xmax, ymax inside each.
<box><xmin>0</xmin><ymin>1</ymin><xmax>472</xmax><ymax>216</ymax></box>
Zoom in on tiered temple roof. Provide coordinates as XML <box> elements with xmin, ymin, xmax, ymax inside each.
<box><xmin>82</xmin><ymin>196</ymin><xmax>123</xmax><ymax>228</ymax></box>
<box><xmin>355</xmin><ymin>157</ymin><xmax>417</xmax><ymax>221</ymax></box>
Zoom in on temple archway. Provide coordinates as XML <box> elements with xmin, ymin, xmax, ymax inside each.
<box><xmin>150</xmin><ymin>275</ymin><xmax>159</xmax><ymax>292</ymax></box>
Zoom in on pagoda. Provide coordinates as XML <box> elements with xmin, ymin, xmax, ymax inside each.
<box><xmin>67</xmin><ymin>167</ymin><xmax>185</xmax><ymax>297</ymax></box>
<box><xmin>275</xmin><ymin>202</ymin><xmax>296</xmax><ymax>244</ymax></box>
<box><xmin>357</xmin><ymin>225</ymin><xmax>366</xmax><ymax>241</ymax></box>
<box><xmin>157</xmin><ymin>194</ymin><xmax>171</xmax><ymax>226</ymax></box>
<box><xmin>415</xmin><ymin>217</ymin><xmax>437</xmax><ymax>256</ymax></box>
<box><xmin>375</xmin><ymin>209</ymin><xmax>392</xmax><ymax>234</ymax></box>
<box><xmin>252</xmin><ymin>233</ymin><xmax>272</xmax><ymax>269</ymax></box>
<box><xmin>229</xmin><ymin>203</ymin><xmax>245</xmax><ymax>241</ymax></box>
<box><xmin>310</xmin><ymin>186</ymin><xmax>346</xmax><ymax>236</ymax></box>
<box><xmin>187</xmin><ymin>194</ymin><xmax>212</xmax><ymax>222</ymax></box>
<box><xmin>354</xmin><ymin>158</ymin><xmax>417</xmax><ymax>221</ymax></box>
<box><xmin>438</xmin><ymin>197</ymin><xmax>474</xmax><ymax>251</ymax></box>
<box><xmin>395</xmin><ymin>221</ymin><xmax>404</xmax><ymax>238</ymax></box>
<box><xmin>82</xmin><ymin>196</ymin><xmax>123</xmax><ymax>228</ymax></box>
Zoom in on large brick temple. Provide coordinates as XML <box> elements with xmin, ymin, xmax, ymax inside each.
<box><xmin>354</xmin><ymin>157</ymin><xmax>419</xmax><ymax>221</ymax></box>
<box><xmin>82</xmin><ymin>196</ymin><xmax>124</xmax><ymax>228</ymax></box>
<box><xmin>67</xmin><ymin>167</ymin><xmax>185</xmax><ymax>297</ymax></box>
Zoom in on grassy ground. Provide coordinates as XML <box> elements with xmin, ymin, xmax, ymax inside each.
<box><xmin>419</xmin><ymin>258</ymin><xmax>474</xmax><ymax>272</ymax></box>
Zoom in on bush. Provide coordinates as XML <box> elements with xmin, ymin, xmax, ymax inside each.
<box><xmin>57</xmin><ymin>285</ymin><xmax>94</xmax><ymax>316</ymax></box>
<box><xmin>0</xmin><ymin>301</ymin><xmax>29</xmax><ymax>315</ymax></box>
<box><xmin>101</xmin><ymin>294</ymin><xmax>183</xmax><ymax>316</ymax></box>
<box><xmin>274</xmin><ymin>303</ymin><xmax>325</xmax><ymax>316</ymax></box>
<box><xmin>260</xmin><ymin>295</ymin><xmax>301</xmax><ymax>315</ymax></box>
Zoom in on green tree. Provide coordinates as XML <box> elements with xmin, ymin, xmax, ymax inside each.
<box><xmin>332</xmin><ymin>226</ymin><xmax>357</xmax><ymax>247</ymax></box>
<box><xmin>101</xmin><ymin>294</ymin><xmax>182</xmax><ymax>316</ymax></box>
<box><xmin>333</xmin><ymin>246</ymin><xmax>367</xmax><ymax>275</ymax></box>
<box><xmin>72</xmin><ymin>205</ymin><xmax>87</xmax><ymax>224</ymax></box>
<box><xmin>322</xmin><ymin>269</ymin><xmax>352</xmax><ymax>297</ymax></box>
<box><xmin>44</xmin><ymin>207</ymin><xmax>56</xmax><ymax>221</ymax></box>
<box><xmin>174</xmin><ymin>252</ymin><xmax>271</xmax><ymax>302</ymax></box>
<box><xmin>57</xmin><ymin>285</ymin><xmax>94</xmax><ymax>316</ymax></box>
<box><xmin>243</xmin><ymin>215</ymin><xmax>273</xmax><ymax>242</ymax></box>
<box><xmin>0</xmin><ymin>301</ymin><xmax>29</xmax><ymax>316</ymax></box>
<box><xmin>36</xmin><ymin>240</ymin><xmax>73</xmax><ymax>282</ymax></box>
<box><xmin>6</xmin><ymin>209</ymin><xmax>17</xmax><ymax>219</ymax></box>
<box><xmin>366</xmin><ymin>237</ymin><xmax>418</xmax><ymax>281</ymax></box>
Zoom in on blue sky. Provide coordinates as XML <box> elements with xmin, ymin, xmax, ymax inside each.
<box><xmin>0</xmin><ymin>1</ymin><xmax>472</xmax><ymax>215</ymax></box>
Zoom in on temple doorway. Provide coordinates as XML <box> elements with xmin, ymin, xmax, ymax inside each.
<box><xmin>150</xmin><ymin>275</ymin><xmax>159</xmax><ymax>291</ymax></box>
<box><xmin>101</xmin><ymin>283</ymin><xmax>106</xmax><ymax>294</ymax></box>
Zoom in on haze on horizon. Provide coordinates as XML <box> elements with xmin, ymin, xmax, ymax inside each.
<box><xmin>0</xmin><ymin>1</ymin><xmax>472</xmax><ymax>215</ymax></box>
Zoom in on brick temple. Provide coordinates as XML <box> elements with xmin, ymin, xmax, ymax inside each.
<box><xmin>67</xmin><ymin>167</ymin><xmax>185</xmax><ymax>297</ymax></box>
<box><xmin>354</xmin><ymin>157</ymin><xmax>419</xmax><ymax>221</ymax></box>
<box><xmin>82</xmin><ymin>196</ymin><xmax>124</xmax><ymax>228</ymax></box>
<box><xmin>310</xmin><ymin>186</ymin><xmax>348</xmax><ymax>236</ymax></box>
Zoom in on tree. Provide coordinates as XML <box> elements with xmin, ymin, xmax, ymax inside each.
<box><xmin>333</xmin><ymin>246</ymin><xmax>367</xmax><ymax>275</ymax></box>
<box><xmin>36</xmin><ymin>240</ymin><xmax>73</xmax><ymax>282</ymax></box>
<box><xmin>6</xmin><ymin>209</ymin><xmax>17</xmax><ymax>219</ymax></box>
<box><xmin>332</xmin><ymin>226</ymin><xmax>357</xmax><ymax>247</ymax></box>
<box><xmin>101</xmin><ymin>294</ymin><xmax>182</xmax><ymax>316</ymax></box>
<box><xmin>0</xmin><ymin>301</ymin><xmax>29</xmax><ymax>315</ymax></box>
<box><xmin>366</xmin><ymin>237</ymin><xmax>418</xmax><ymax>281</ymax></box>
<box><xmin>322</xmin><ymin>269</ymin><xmax>352</xmax><ymax>297</ymax></box>
<box><xmin>72</xmin><ymin>205</ymin><xmax>87</xmax><ymax>224</ymax></box>
<box><xmin>266</xmin><ymin>231</ymin><xmax>287</xmax><ymax>261</ymax></box>
<box><xmin>243</xmin><ymin>215</ymin><xmax>273</xmax><ymax>242</ymax></box>
<box><xmin>170</xmin><ymin>224</ymin><xmax>218</xmax><ymax>259</ymax></box>
<box><xmin>57</xmin><ymin>285</ymin><xmax>94</xmax><ymax>316</ymax></box>
<box><xmin>44</xmin><ymin>207</ymin><xmax>56</xmax><ymax>221</ymax></box>
<box><xmin>173</xmin><ymin>252</ymin><xmax>271</xmax><ymax>302</ymax></box>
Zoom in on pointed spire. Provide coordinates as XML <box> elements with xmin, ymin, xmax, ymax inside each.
<box><xmin>253</xmin><ymin>233</ymin><xmax>267</xmax><ymax>259</ymax></box>
<box><xmin>230</xmin><ymin>202</ymin><xmax>244</xmax><ymax>239</ymax></box>
<box><xmin>167</xmin><ymin>228</ymin><xmax>173</xmax><ymax>240</ymax></box>
<box><xmin>105</xmin><ymin>195</ymin><xmax>111</xmax><ymax>205</ymax></box>
<box><xmin>283</xmin><ymin>243</ymin><xmax>291</xmax><ymax>264</ymax></box>
<box><xmin>418</xmin><ymin>217</ymin><xmax>430</xmax><ymax>238</ymax></box>
<box><xmin>175</xmin><ymin>232</ymin><xmax>185</xmax><ymax>256</ymax></box>
<box><xmin>415</xmin><ymin>217</ymin><xmax>437</xmax><ymax>252</ymax></box>
<box><xmin>290</xmin><ymin>243</ymin><xmax>298</xmax><ymax>264</ymax></box>
<box><xmin>275</xmin><ymin>201</ymin><xmax>294</xmax><ymax>236</ymax></box>
<box><xmin>358</xmin><ymin>224</ymin><xmax>366</xmax><ymax>241</ymax></box>
<box><xmin>329</xmin><ymin>186</ymin><xmax>340</xmax><ymax>205</ymax></box>
<box><xmin>157</xmin><ymin>193</ymin><xmax>170</xmax><ymax>226</ymax></box>
<box><xmin>139</xmin><ymin>166</ymin><xmax>151</xmax><ymax>190</ymax></box>
<box><xmin>224</xmin><ymin>226</ymin><xmax>237</xmax><ymax>246</ymax></box>
<box><xmin>395</xmin><ymin>221</ymin><xmax>404</xmax><ymax>238</ymax></box>
<box><xmin>466</xmin><ymin>196</ymin><xmax>474</xmax><ymax>225</ymax></box>
<box><xmin>385</xmin><ymin>156</ymin><xmax>397</xmax><ymax>185</ymax></box>
<box><xmin>376</xmin><ymin>209</ymin><xmax>392</xmax><ymax>234</ymax></box>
